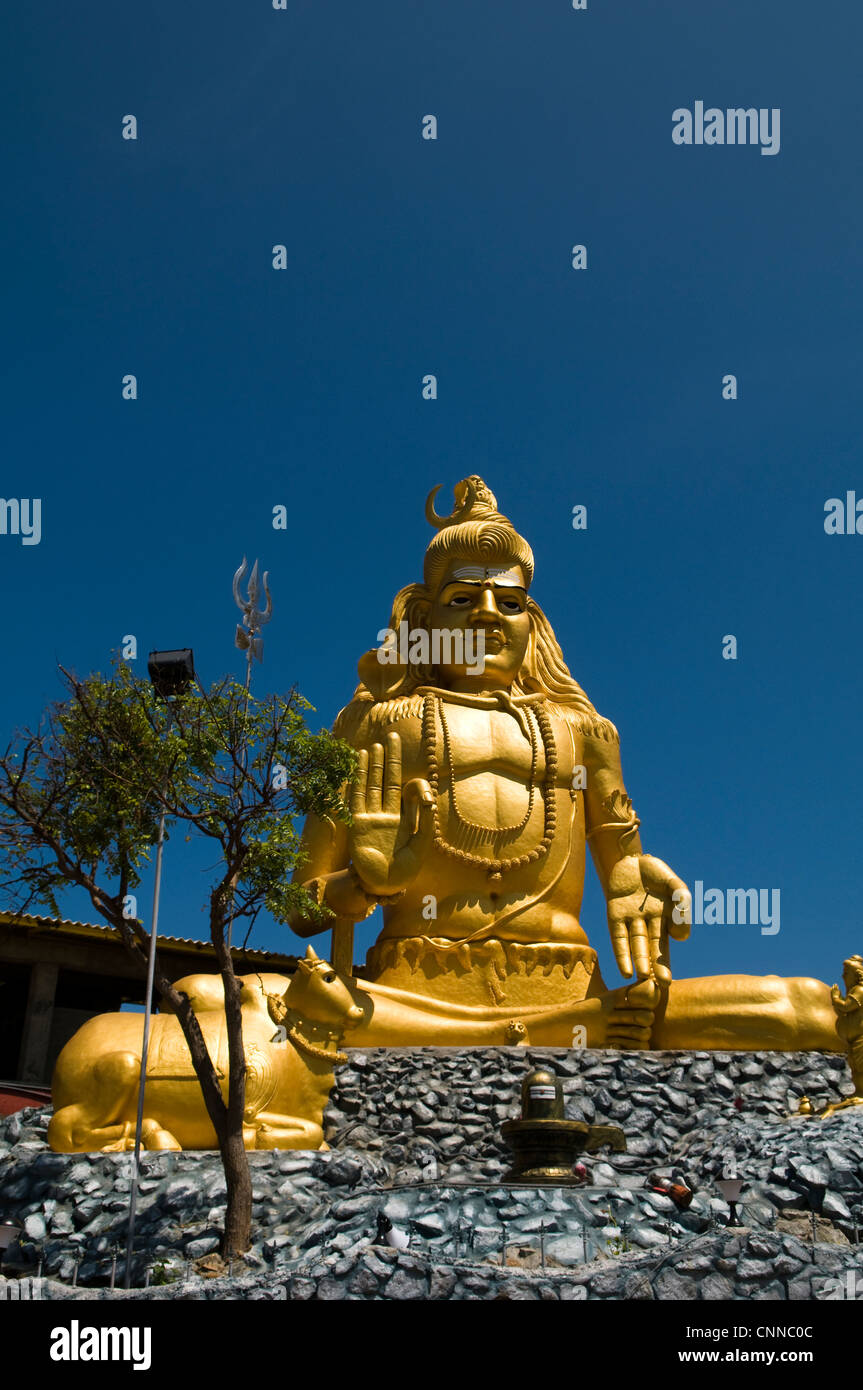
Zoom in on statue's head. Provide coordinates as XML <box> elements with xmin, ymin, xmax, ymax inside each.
<box><xmin>422</xmin><ymin>476</ymin><xmax>535</xmax><ymax>593</ymax></box>
<box><xmin>842</xmin><ymin>955</ymin><xmax>863</xmax><ymax>991</ymax></box>
<box><xmin>420</xmin><ymin>477</ymin><xmax>533</xmax><ymax>692</ymax></box>
<box><xmin>352</xmin><ymin>477</ymin><xmax>613</xmax><ymax>732</ymax></box>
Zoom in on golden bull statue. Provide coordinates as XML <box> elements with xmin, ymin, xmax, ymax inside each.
<box><xmin>49</xmin><ymin>949</ymin><xmax>362</xmax><ymax>1153</ymax></box>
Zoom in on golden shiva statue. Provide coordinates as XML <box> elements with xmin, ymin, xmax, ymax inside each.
<box><xmin>48</xmin><ymin>475</ymin><xmax>863</xmax><ymax>1153</ymax></box>
<box><xmin>288</xmin><ymin>476</ymin><xmax>860</xmax><ymax>1064</ymax></box>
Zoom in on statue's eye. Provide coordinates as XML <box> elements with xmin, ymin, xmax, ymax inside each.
<box><xmin>500</xmin><ymin>599</ymin><xmax>523</xmax><ymax>612</ymax></box>
<box><xmin>323</xmin><ymin>972</ymin><xmax>336</xmax><ymax>983</ymax></box>
<box><xmin>448</xmin><ymin>595</ymin><xmax>471</xmax><ymax>606</ymax></box>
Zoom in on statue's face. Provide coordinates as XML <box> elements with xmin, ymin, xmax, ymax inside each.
<box><xmin>427</xmin><ymin>564</ymin><xmax>530</xmax><ymax>691</ymax></box>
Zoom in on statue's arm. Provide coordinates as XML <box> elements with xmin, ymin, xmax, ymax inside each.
<box><xmin>583</xmin><ymin>726</ymin><xmax>691</xmax><ymax>982</ymax></box>
<box><xmin>582</xmin><ymin>733</ymin><xmax>643</xmax><ymax>894</ymax></box>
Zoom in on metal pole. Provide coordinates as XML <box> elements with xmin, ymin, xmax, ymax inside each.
<box><xmin>124</xmin><ymin>705</ymin><xmax>173</xmax><ymax>1290</ymax></box>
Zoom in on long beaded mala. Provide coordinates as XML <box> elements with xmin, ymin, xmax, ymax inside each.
<box><xmin>437</xmin><ymin>697</ymin><xmax>538</xmax><ymax>841</ymax></box>
<box><xmin>421</xmin><ymin>691</ymin><xmax>558</xmax><ymax>887</ymax></box>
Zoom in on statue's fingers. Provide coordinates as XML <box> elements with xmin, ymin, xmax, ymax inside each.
<box><xmin>647</xmin><ymin>916</ymin><xmax>671</xmax><ymax>986</ymax></box>
<box><xmin>667</xmin><ymin>886</ymin><xmax>691</xmax><ymax>941</ymax></box>
<box><xmin>382</xmin><ymin>731</ymin><xmax>402</xmax><ymax>815</ymax></box>
<box><xmin>350</xmin><ymin>749</ymin><xmax>368</xmax><ymax>817</ymax></box>
<box><xmin>403</xmin><ymin>778</ymin><xmax>435</xmax><ymax>837</ymax></box>
<box><xmin>641</xmin><ymin>856</ymin><xmax>691</xmax><ymax>939</ymax></box>
<box><xmin>610</xmin><ymin>918</ymin><xmax>632</xmax><ymax>978</ymax></box>
<box><xmin>629</xmin><ymin>917</ymin><xmax>650</xmax><ymax>979</ymax></box>
<box><xmin>366</xmin><ymin>742</ymin><xmax>384</xmax><ymax>814</ymax></box>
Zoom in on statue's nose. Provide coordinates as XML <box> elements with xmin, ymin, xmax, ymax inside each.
<box><xmin>470</xmin><ymin>588</ymin><xmax>500</xmax><ymax>620</ymax></box>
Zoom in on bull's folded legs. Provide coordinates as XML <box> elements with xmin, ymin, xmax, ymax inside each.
<box><xmin>138</xmin><ymin>1117</ymin><xmax>182</xmax><ymax>1151</ymax></box>
<box><xmin>48</xmin><ymin>1108</ymin><xmax>132</xmax><ymax>1153</ymax></box>
<box><xmin>248</xmin><ymin>1111</ymin><xmax>325</xmax><ymax>1150</ymax></box>
<box><xmin>48</xmin><ymin>1051</ymin><xmax>184</xmax><ymax>1152</ymax></box>
<box><xmin>98</xmin><ymin>1117</ymin><xmax>181</xmax><ymax>1152</ymax></box>
<box><xmin>48</xmin><ymin>1050</ymin><xmax>141</xmax><ymax>1152</ymax></box>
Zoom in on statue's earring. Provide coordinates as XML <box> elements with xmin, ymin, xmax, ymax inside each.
<box><xmin>522</xmin><ymin>618</ymin><xmax>538</xmax><ymax>685</ymax></box>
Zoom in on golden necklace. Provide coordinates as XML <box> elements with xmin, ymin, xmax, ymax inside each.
<box><xmin>420</xmin><ymin>691</ymin><xmax>558</xmax><ymax>885</ymax></box>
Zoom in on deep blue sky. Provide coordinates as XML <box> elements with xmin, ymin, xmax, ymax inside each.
<box><xmin>3</xmin><ymin>1</ymin><xmax>861</xmax><ymax>992</ymax></box>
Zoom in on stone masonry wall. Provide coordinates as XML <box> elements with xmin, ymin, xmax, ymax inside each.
<box><xmin>324</xmin><ymin>1045</ymin><xmax>855</xmax><ymax>1176</ymax></box>
<box><xmin>1</xmin><ymin>1047</ymin><xmax>861</xmax><ymax>1300</ymax></box>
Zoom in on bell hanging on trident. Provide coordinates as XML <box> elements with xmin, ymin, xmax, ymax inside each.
<box><xmin>233</xmin><ymin>557</ymin><xmax>273</xmax><ymax>666</ymax></box>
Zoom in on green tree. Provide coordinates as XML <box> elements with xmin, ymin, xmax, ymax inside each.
<box><xmin>0</xmin><ymin>660</ymin><xmax>355</xmax><ymax>1261</ymax></box>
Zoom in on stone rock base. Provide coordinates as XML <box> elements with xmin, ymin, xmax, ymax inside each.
<box><xmin>1</xmin><ymin>1048</ymin><xmax>861</xmax><ymax>1300</ymax></box>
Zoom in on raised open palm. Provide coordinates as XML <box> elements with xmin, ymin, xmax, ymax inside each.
<box><xmin>348</xmin><ymin>731</ymin><xmax>435</xmax><ymax>896</ymax></box>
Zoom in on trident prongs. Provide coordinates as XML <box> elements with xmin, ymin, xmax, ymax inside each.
<box><xmin>233</xmin><ymin>556</ymin><xmax>273</xmax><ymax>664</ymax></box>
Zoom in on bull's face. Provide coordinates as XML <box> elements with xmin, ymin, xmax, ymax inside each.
<box><xmin>283</xmin><ymin>948</ymin><xmax>364</xmax><ymax>1031</ymax></box>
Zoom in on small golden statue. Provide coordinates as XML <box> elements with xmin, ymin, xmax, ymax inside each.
<box><xmin>289</xmin><ymin>477</ymin><xmax>851</xmax><ymax>1060</ymax></box>
<box><xmin>821</xmin><ymin>957</ymin><xmax>863</xmax><ymax>1117</ymax></box>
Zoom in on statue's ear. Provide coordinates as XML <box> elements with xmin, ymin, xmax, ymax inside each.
<box><xmin>357</xmin><ymin>582</ymin><xmax>431</xmax><ymax>699</ymax></box>
<box><xmin>520</xmin><ymin>610</ymin><xmax>540</xmax><ymax>689</ymax></box>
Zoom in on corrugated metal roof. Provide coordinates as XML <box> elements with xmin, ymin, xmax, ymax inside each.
<box><xmin>0</xmin><ymin>910</ymin><xmax>297</xmax><ymax>963</ymax></box>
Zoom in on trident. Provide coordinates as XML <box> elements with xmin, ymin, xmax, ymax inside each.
<box><xmin>227</xmin><ymin>558</ymin><xmax>273</xmax><ymax>949</ymax></box>
<box><xmin>233</xmin><ymin>557</ymin><xmax>273</xmax><ymax>686</ymax></box>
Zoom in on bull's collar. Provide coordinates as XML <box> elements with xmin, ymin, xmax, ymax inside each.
<box><xmin>266</xmin><ymin>992</ymin><xmax>348</xmax><ymax>1064</ymax></box>
<box><xmin>285</xmin><ymin>1022</ymin><xmax>348</xmax><ymax>1066</ymax></box>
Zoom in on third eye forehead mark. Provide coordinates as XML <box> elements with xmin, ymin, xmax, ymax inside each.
<box><xmin>440</xmin><ymin>580</ymin><xmax>527</xmax><ymax>600</ymax></box>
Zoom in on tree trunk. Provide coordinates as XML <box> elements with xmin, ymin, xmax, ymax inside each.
<box><xmin>212</xmin><ymin>884</ymin><xmax>252</xmax><ymax>1258</ymax></box>
<box><xmin>219</xmin><ymin>1126</ymin><xmax>253</xmax><ymax>1259</ymax></box>
<box><xmin>105</xmin><ymin>896</ymin><xmax>254</xmax><ymax>1258</ymax></box>
<box><xmin>218</xmin><ymin>965</ymin><xmax>251</xmax><ymax>1256</ymax></box>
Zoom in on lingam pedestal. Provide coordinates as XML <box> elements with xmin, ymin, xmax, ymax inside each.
<box><xmin>501</xmin><ymin>1067</ymin><xmax>626</xmax><ymax>1184</ymax></box>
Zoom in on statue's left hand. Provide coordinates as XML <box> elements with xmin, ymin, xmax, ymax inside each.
<box><xmin>606</xmin><ymin>854</ymin><xmax>691</xmax><ymax>984</ymax></box>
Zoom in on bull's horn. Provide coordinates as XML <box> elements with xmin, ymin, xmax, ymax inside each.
<box><xmin>304</xmin><ymin>945</ymin><xmax>320</xmax><ymax>961</ymax></box>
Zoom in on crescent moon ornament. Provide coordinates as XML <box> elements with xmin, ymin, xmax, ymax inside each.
<box><xmin>425</xmin><ymin>477</ymin><xmax>478</xmax><ymax>530</ymax></box>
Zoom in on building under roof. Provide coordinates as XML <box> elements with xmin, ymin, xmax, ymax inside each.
<box><xmin>0</xmin><ymin>911</ymin><xmax>298</xmax><ymax>1087</ymax></box>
